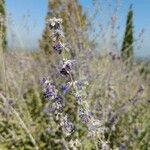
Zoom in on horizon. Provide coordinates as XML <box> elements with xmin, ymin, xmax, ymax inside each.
<box><xmin>6</xmin><ymin>0</ymin><xmax>150</xmax><ymax>57</ymax></box>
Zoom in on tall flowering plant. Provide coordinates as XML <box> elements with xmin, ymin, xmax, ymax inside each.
<box><xmin>0</xmin><ymin>16</ymin><xmax>147</xmax><ymax>150</ymax></box>
<box><xmin>41</xmin><ymin>18</ymin><xmax>75</xmax><ymax>136</ymax></box>
<box><xmin>40</xmin><ymin>17</ymin><xmax>145</xmax><ymax>149</ymax></box>
<box><xmin>40</xmin><ymin>17</ymin><xmax>110</xmax><ymax>147</ymax></box>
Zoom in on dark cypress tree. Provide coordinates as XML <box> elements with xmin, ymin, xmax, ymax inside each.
<box><xmin>40</xmin><ymin>0</ymin><xmax>90</xmax><ymax>58</ymax></box>
<box><xmin>0</xmin><ymin>0</ymin><xmax>7</xmax><ymax>52</ymax></box>
<box><xmin>121</xmin><ymin>5</ymin><xmax>134</xmax><ymax>61</ymax></box>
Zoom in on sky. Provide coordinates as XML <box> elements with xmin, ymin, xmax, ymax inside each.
<box><xmin>6</xmin><ymin>0</ymin><xmax>150</xmax><ymax>57</ymax></box>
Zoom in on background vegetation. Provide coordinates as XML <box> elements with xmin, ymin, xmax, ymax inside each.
<box><xmin>0</xmin><ymin>0</ymin><xmax>149</xmax><ymax>149</ymax></box>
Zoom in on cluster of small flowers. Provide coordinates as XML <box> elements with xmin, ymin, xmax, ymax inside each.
<box><xmin>41</xmin><ymin>77</ymin><xmax>58</xmax><ymax>100</ymax></box>
<box><xmin>41</xmin><ymin>17</ymin><xmax>106</xmax><ymax>137</ymax></box>
<box><xmin>79</xmin><ymin>108</ymin><xmax>104</xmax><ymax>135</ymax></box>
<box><xmin>60</xmin><ymin>59</ymin><xmax>75</xmax><ymax>78</ymax></box>
<box><xmin>60</xmin><ymin>115</ymin><xmax>74</xmax><ymax>136</ymax></box>
<box><xmin>41</xmin><ymin>18</ymin><xmax>76</xmax><ymax>135</ymax></box>
<box><xmin>41</xmin><ymin>78</ymin><xmax>64</xmax><ymax>116</ymax></box>
<box><xmin>41</xmin><ymin>78</ymin><xmax>74</xmax><ymax>134</ymax></box>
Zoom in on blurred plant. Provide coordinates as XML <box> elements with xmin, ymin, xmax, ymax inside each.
<box><xmin>41</xmin><ymin>18</ymin><xmax>75</xmax><ymax>139</ymax></box>
<box><xmin>0</xmin><ymin>0</ymin><xmax>7</xmax><ymax>51</ymax></box>
<box><xmin>41</xmin><ymin>17</ymin><xmax>147</xmax><ymax>150</ymax></box>
<box><xmin>121</xmin><ymin>5</ymin><xmax>134</xmax><ymax>62</ymax></box>
<box><xmin>0</xmin><ymin>1</ymin><xmax>149</xmax><ymax>150</ymax></box>
<box><xmin>40</xmin><ymin>0</ymin><xmax>93</xmax><ymax>59</ymax></box>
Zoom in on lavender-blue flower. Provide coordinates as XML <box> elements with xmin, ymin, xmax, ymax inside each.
<box><xmin>53</xmin><ymin>42</ymin><xmax>63</xmax><ymax>54</ymax></box>
<box><xmin>60</xmin><ymin>84</ymin><xmax>70</xmax><ymax>94</ymax></box>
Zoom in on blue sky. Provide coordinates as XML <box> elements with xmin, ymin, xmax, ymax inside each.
<box><xmin>6</xmin><ymin>0</ymin><xmax>150</xmax><ymax>57</ymax></box>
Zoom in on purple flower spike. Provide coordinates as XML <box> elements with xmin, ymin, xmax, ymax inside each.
<box><xmin>60</xmin><ymin>68</ymin><xmax>69</xmax><ymax>77</ymax></box>
<box><xmin>64</xmin><ymin>121</ymin><xmax>74</xmax><ymax>134</ymax></box>
<box><xmin>47</xmin><ymin>18</ymin><xmax>63</xmax><ymax>30</ymax></box>
<box><xmin>55</xmin><ymin>96</ymin><xmax>63</xmax><ymax>102</ymax></box>
<box><xmin>53</xmin><ymin>42</ymin><xmax>63</xmax><ymax>54</ymax></box>
<box><xmin>51</xmin><ymin>29</ymin><xmax>64</xmax><ymax>41</ymax></box>
<box><xmin>44</xmin><ymin>85</ymin><xmax>57</xmax><ymax>99</ymax></box>
<box><xmin>60</xmin><ymin>84</ymin><xmax>70</xmax><ymax>94</ymax></box>
<box><xmin>79</xmin><ymin>109</ymin><xmax>91</xmax><ymax>124</ymax></box>
<box><xmin>61</xmin><ymin>115</ymin><xmax>74</xmax><ymax>135</ymax></box>
<box><xmin>40</xmin><ymin>77</ymin><xmax>47</xmax><ymax>86</ymax></box>
<box><xmin>63</xmin><ymin>60</ymin><xmax>75</xmax><ymax>71</ymax></box>
<box><xmin>75</xmin><ymin>80</ymin><xmax>83</xmax><ymax>90</ymax></box>
<box><xmin>50</xmin><ymin>101</ymin><xmax>64</xmax><ymax>114</ymax></box>
<box><xmin>75</xmin><ymin>93</ymin><xmax>82</xmax><ymax>104</ymax></box>
<box><xmin>42</xmin><ymin>80</ymin><xmax>58</xmax><ymax>100</ymax></box>
<box><xmin>60</xmin><ymin>60</ymin><xmax>75</xmax><ymax>77</ymax></box>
